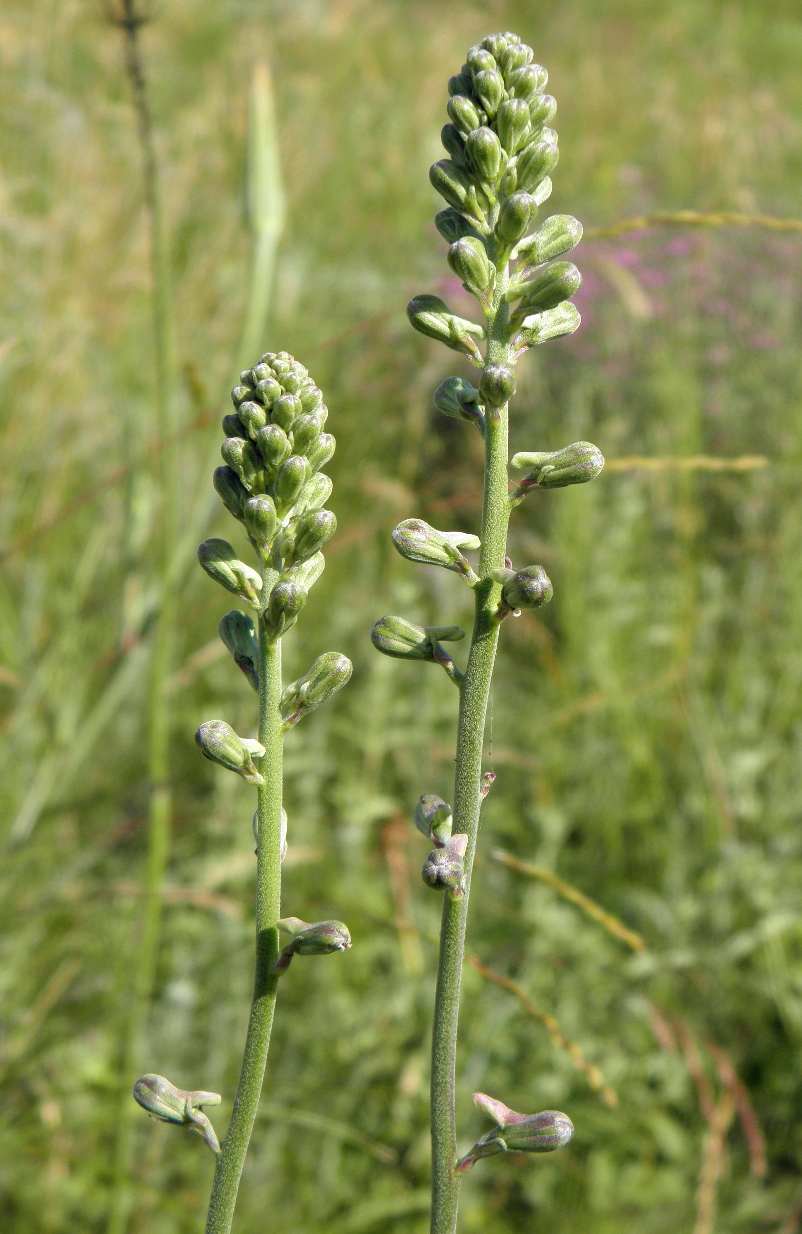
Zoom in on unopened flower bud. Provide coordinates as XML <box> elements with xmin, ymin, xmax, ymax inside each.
<box><xmin>433</xmin><ymin>376</ymin><xmax>485</xmax><ymax>433</ymax></box>
<box><xmin>300</xmin><ymin>385</ymin><xmax>324</xmax><ymax>414</ymax></box>
<box><xmin>294</xmin><ymin>473</ymin><xmax>333</xmax><ymax>516</ymax></box>
<box><xmin>496</xmin><ymin>98</ymin><xmax>531</xmax><ymax>154</ymax></box>
<box><xmin>515</xmin><ymin>303</ymin><xmax>580</xmax><ymax>350</ymax></box>
<box><xmin>512</xmin><ymin>261</ymin><xmax>582</xmax><ymax>323</ymax></box>
<box><xmin>265</xmin><ymin>580</ymin><xmax>307</xmax><ymax>638</ymax></box>
<box><xmin>511</xmin><ymin>441</ymin><xmax>604</xmax><ymax>491</ymax></box>
<box><xmin>435</xmin><ymin>209</ymin><xmax>481</xmax><ymax>245</ymax></box>
<box><xmin>255</xmin><ymin>375</ymin><xmax>282</xmax><ymax>407</ymax></box>
<box><xmin>429</xmin><ymin>160</ymin><xmax>482</xmax><ymax>220</ymax></box>
<box><xmin>213</xmin><ymin>465</ymin><xmax>248</xmax><ymax>521</ymax></box>
<box><xmin>370</xmin><ymin>615</ymin><xmax>464</xmax><ymax>661</ymax></box>
<box><xmin>465</xmin><ymin>126</ymin><xmax>503</xmax><ymax>185</ymax></box>
<box><xmin>280</xmin><ymin>551</ymin><xmax>325</xmax><ymax>592</ymax></box>
<box><xmin>133</xmin><ymin>1074</ymin><xmax>222</xmax><ymax>1155</ymax></box>
<box><xmin>455</xmin><ymin>1093</ymin><xmax>573</xmax><ymax>1173</ymax></box>
<box><xmin>222</xmin><ymin>413</ymin><xmax>245</xmax><ymax>438</ymax></box>
<box><xmin>221</xmin><ymin>436</ymin><xmax>263</xmax><ymax>492</ymax></box>
<box><xmin>256</xmin><ymin>424</ymin><xmax>292</xmax><ymax>475</ymax></box>
<box><xmin>414</xmin><ymin>794</ymin><xmax>453</xmax><ymax>846</ymax></box>
<box><xmin>243</xmin><ymin>495</ymin><xmax>278</xmax><ymax>554</ymax></box>
<box><xmin>496</xmin><ymin>192</ymin><xmax>532</xmax><ymax>246</ymax></box>
<box><xmin>275</xmin><ymin>917</ymin><xmax>352</xmax><ymax>971</ymax></box>
<box><xmin>446</xmin><ymin>94</ymin><xmax>482</xmax><ymax>137</ymax></box>
<box><xmin>441</xmin><ymin>124</ymin><xmax>468</xmax><ymax>169</ymax></box>
<box><xmin>231</xmin><ymin>384</ymin><xmax>252</xmax><ymax>406</ymax></box>
<box><xmin>407</xmin><ymin>295</ymin><xmax>486</xmax><ymax>357</ymax></box>
<box><xmin>478</xmin><ymin>365</ymin><xmax>515</xmax><ymax>408</ymax></box>
<box><xmin>198</xmin><ymin>539</ymin><xmax>263</xmax><ymax>605</ymax></box>
<box><xmin>274</xmin><ymin>455</ymin><xmax>309</xmax><ymax>512</ymax></box>
<box><xmin>498</xmin><ymin>42</ymin><xmax>531</xmax><ymax>78</ymax></box>
<box><xmin>305</xmin><ymin>432</ymin><xmax>336</xmax><ymax>473</ymax></box>
<box><xmin>498</xmin><ymin>564</ymin><xmax>553</xmax><ymax>612</ymax></box>
<box><xmin>291</xmin><ymin>412</ymin><xmax>324</xmax><ymax>456</ymax></box>
<box><xmin>281</xmin><ymin>651</ymin><xmax>353</xmax><ymax>727</ymax></box>
<box><xmin>289</xmin><ymin>508</ymin><xmax>337</xmax><ymax>564</ymax></box>
<box><xmin>218</xmin><ymin>610</ymin><xmax>259</xmax><ymax>692</ymax></box>
<box><xmin>195</xmin><ymin>719</ymin><xmax>264</xmax><ymax>785</ymax></box>
<box><xmin>508</xmin><ymin>63</ymin><xmax>548</xmax><ymax>101</ymax></box>
<box><xmin>466</xmin><ymin>45</ymin><xmax>496</xmax><ymax>74</ymax></box>
<box><xmin>422</xmin><ymin>834</ymin><xmax>468</xmax><ymax>898</ymax></box>
<box><xmin>237</xmin><ymin>400</ymin><xmax>267</xmax><ymax>437</ymax></box>
<box><xmin>271</xmin><ymin>393</ymin><xmax>302</xmax><ymax>433</ymax></box>
<box><xmin>392</xmin><ymin>518</ymin><xmax>480</xmax><ymax>580</ymax></box>
<box><xmin>528</xmin><ymin>94</ymin><xmax>558</xmax><ymax>129</ymax></box>
<box><xmin>513</xmin><ymin>214</ymin><xmax>583</xmax><ymax>266</ymax></box>
<box><xmin>447</xmin><ymin>238</ymin><xmax>494</xmax><ymax>296</ymax></box>
<box><xmin>515</xmin><ymin>137</ymin><xmax>559</xmax><ymax>193</ymax></box>
<box><xmin>472</xmin><ymin>68</ymin><xmax>505</xmax><ymax>118</ymax></box>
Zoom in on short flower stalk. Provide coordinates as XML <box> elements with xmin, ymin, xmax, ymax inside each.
<box><xmin>131</xmin><ymin>352</ymin><xmax>353</xmax><ymax>1234</ymax></box>
<box><xmin>370</xmin><ymin>32</ymin><xmax>603</xmax><ymax>1234</ymax></box>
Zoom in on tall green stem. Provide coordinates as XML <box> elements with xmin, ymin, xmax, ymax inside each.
<box><xmin>205</xmin><ymin>601</ymin><xmax>284</xmax><ymax>1234</ymax></box>
<box><xmin>107</xmin><ymin>6</ymin><xmax>178</xmax><ymax>1230</ymax></box>
<box><xmin>430</xmin><ymin>278</ymin><xmax>513</xmax><ymax>1234</ymax></box>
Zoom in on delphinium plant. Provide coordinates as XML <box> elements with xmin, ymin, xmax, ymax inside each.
<box><xmin>370</xmin><ymin>31</ymin><xmax>605</xmax><ymax>1234</ymax></box>
<box><xmin>131</xmin><ymin>351</ymin><xmax>353</xmax><ymax>1234</ymax></box>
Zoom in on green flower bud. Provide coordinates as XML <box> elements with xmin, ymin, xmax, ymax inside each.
<box><xmin>289</xmin><ymin>409</ymin><xmax>322</xmax><ymax>456</ymax></box>
<box><xmin>478</xmin><ymin>365</ymin><xmax>516</xmax><ymax>408</ymax></box>
<box><xmin>406</xmin><ymin>294</ymin><xmax>485</xmax><ymax>357</ymax></box>
<box><xmin>515</xmin><ymin>303</ymin><xmax>581</xmax><ymax>349</ymax></box>
<box><xmin>213</xmin><ymin>465</ymin><xmax>248</xmax><ymax>521</ymax></box>
<box><xmin>499</xmin><ymin>162</ymin><xmax>518</xmax><ymax>196</ymax></box>
<box><xmin>294</xmin><ymin>473</ymin><xmax>333</xmax><ymax>516</ymax></box>
<box><xmin>446</xmin><ymin>94</ymin><xmax>482</xmax><ymax>137</ymax></box>
<box><xmin>447</xmin><ymin>237</ymin><xmax>494</xmax><ymax>296</ymax></box>
<box><xmin>496</xmin><ymin>98</ymin><xmax>530</xmax><ymax>154</ymax></box>
<box><xmin>498</xmin><ymin>564</ymin><xmax>553</xmax><ymax>612</ymax></box>
<box><xmin>218</xmin><ymin>610</ymin><xmax>259</xmax><ymax>692</ymax></box>
<box><xmin>222</xmin><ymin>413</ymin><xmax>245</xmax><ymax>438</ymax></box>
<box><xmin>433</xmin><ymin>376</ymin><xmax>485</xmax><ymax>433</ymax></box>
<box><xmin>275</xmin><ymin>917</ymin><xmax>352</xmax><ymax>971</ymax></box>
<box><xmin>243</xmin><ymin>494</ymin><xmax>278</xmax><ymax>554</ymax></box>
<box><xmin>306</xmin><ymin>432</ymin><xmax>336</xmax><ymax>473</ymax></box>
<box><xmin>465</xmin><ymin>126</ymin><xmax>503</xmax><ymax>185</ymax></box>
<box><xmin>429</xmin><ymin>160</ymin><xmax>481</xmax><ymax>220</ymax></box>
<box><xmin>279</xmin><ymin>550</ymin><xmax>325</xmax><ymax>592</ymax></box>
<box><xmin>511</xmin><ymin>261</ymin><xmax>582</xmax><ymax>324</ymax></box>
<box><xmin>265</xmin><ymin>580</ymin><xmax>307</xmax><ymax>638</ymax></box>
<box><xmin>472</xmin><ymin>69</ymin><xmax>505</xmax><ymax>119</ymax></box>
<box><xmin>133</xmin><ymin>1074</ymin><xmax>222</xmax><ymax>1156</ymax></box>
<box><xmin>441</xmin><ymin>124</ymin><xmax>469</xmax><ymax>169</ymax></box>
<box><xmin>289</xmin><ymin>508</ymin><xmax>337</xmax><ymax>564</ymax></box>
<box><xmin>528</xmin><ymin>94</ymin><xmax>557</xmax><ymax>129</ymax></box>
<box><xmin>255</xmin><ymin>376</ymin><xmax>282</xmax><ymax>407</ymax></box>
<box><xmin>237</xmin><ymin>400</ymin><xmax>268</xmax><ymax>437</ymax></box>
<box><xmin>456</xmin><ymin>1093</ymin><xmax>573</xmax><ymax>1173</ymax></box>
<box><xmin>511</xmin><ymin>441</ymin><xmax>604</xmax><ymax>491</ymax></box>
<box><xmin>508</xmin><ymin>64</ymin><xmax>548</xmax><ymax>101</ymax></box>
<box><xmin>513</xmin><ymin>214</ymin><xmax>583</xmax><ymax>265</ymax></box>
<box><xmin>448</xmin><ymin>72</ymin><xmax>472</xmax><ymax>97</ymax></box>
<box><xmin>414</xmin><ymin>794</ymin><xmax>453</xmax><ymax>846</ymax></box>
<box><xmin>481</xmin><ymin>33</ymin><xmax>510</xmax><ymax>59</ymax></box>
<box><xmin>370</xmin><ymin>616</ymin><xmax>465</xmax><ymax>683</ymax></box>
<box><xmin>221</xmin><ymin>437</ymin><xmax>262</xmax><ymax>492</ymax></box>
<box><xmin>256</xmin><ymin>423</ymin><xmax>292</xmax><ymax>474</ymax></box>
<box><xmin>515</xmin><ymin>137</ymin><xmax>559</xmax><ymax>193</ymax></box>
<box><xmin>391</xmin><ymin>518</ymin><xmax>480</xmax><ymax>580</ymax></box>
<box><xmin>195</xmin><ymin>719</ymin><xmax>264</xmax><ymax>785</ymax></box>
<box><xmin>281</xmin><ymin>651</ymin><xmax>353</xmax><ymax>727</ymax></box>
<box><xmin>272</xmin><ymin>393</ymin><xmax>302</xmax><ymax>433</ymax></box>
<box><xmin>300</xmin><ymin>385</ymin><xmax>324</xmax><ymax>414</ymax></box>
<box><xmin>498</xmin><ymin>42</ymin><xmax>531</xmax><ymax>78</ymax></box>
<box><xmin>495</xmin><ymin>192</ymin><xmax>532</xmax><ymax>246</ymax></box>
<box><xmin>231</xmin><ymin>384</ymin><xmax>252</xmax><ymax>406</ymax></box>
<box><xmin>466</xmin><ymin>45</ymin><xmax>496</xmax><ymax>74</ymax></box>
<box><xmin>274</xmin><ymin>455</ymin><xmax>309</xmax><ymax>512</ymax></box>
<box><xmin>282</xmin><ymin>371</ymin><xmax>303</xmax><ymax>395</ymax></box>
<box><xmin>435</xmin><ymin>209</ymin><xmax>481</xmax><ymax>245</ymax></box>
<box><xmin>198</xmin><ymin>539</ymin><xmax>263</xmax><ymax>606</ymax></box>
<box><xmin>422</xmin><ymin>833</ymin><xmax>468</xmax><ymax>897</ymax></box>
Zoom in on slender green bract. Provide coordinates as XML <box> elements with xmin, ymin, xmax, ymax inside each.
<box><xmin>130</xmin><ymin>351</ymin><xmax>352</xmax><ymax>1234</ymax></box>
<box><xmin>371</xmin><ymin>31</ymin><xmax>603</xmax><ymax>1234</ymax></box>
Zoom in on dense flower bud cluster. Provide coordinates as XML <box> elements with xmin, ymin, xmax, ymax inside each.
<box><xmin>213</xmin><ymin>350</ymin><xmax>337</xmax><ymax>637</ymax></box>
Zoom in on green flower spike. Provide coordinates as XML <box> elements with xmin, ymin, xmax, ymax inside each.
<box><xmin>455</xmin><ymin>1092</ymin><xmax>573</xmax><ymax>1174</ymax></box>
<box><xmin>133</xmin><ymin>1074</ymin><xmax>222</xmax><ymax>1156</ymax></box>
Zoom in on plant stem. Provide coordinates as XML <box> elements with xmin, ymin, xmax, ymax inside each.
<box><xmin>429</xmin><ymin>276</ymin><xmax>513</xmax><ymax>1234</ymax></box>
<box><xmin>107</xmin><ymin>5</ymin><xmax>178</xmax><ymax>1229</ymax></box>
<box><xmin>205</xmin><ymin>604</ymin><xmax>284</xmax><ymax>1234</ymax></box>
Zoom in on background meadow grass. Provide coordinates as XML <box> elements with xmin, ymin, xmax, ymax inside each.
<box><xmin>2</xmin><ymin>0</ymin><xmax>802</xmax><ymax>1231</ymax></box>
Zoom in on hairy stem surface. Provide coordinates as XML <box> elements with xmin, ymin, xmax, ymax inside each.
<box><xmin>430</xmin><ymin>278</ymin><xmax>512</xmax><ymax>1234</ymax></box>
<box><xmin>205</xmin><ymin>611</ymin><xmax>284</xmax><ymax>1234</ymax></box>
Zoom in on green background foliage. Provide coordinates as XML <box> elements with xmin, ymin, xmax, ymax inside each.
<box><xmin>2</xmin><ymin>0</ymin><xmax>802</xmax><ymax>1230</ymax></box>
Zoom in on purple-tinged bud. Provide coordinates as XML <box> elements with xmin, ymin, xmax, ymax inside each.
<box><xmin>414</xmin><ymin>794</ymin><xmax>453</xmax><ymax>846</ymax></box>
<box><xmin>133</xmin><ymin>1074</ymin><xmax>221</xmax><ymax>1156</ymax></box>
<box><xmin>281</xmin><ymin>652</ymin><xmax>352</xmax><ymax>728</ymax></box>
<box><xmin>478</xmin><ymin>365</ymin><xmax>515</xmax><ymax>408</ymax></box>
<box><xmin>455</xmin><ymin>1093</ymin><xmax>573</xmax><ymax>1173</ymax></box>
<box><xmin>511</xmin><ymin>441</ymin><xmax>604</xmax><ymax>492</ymax></box>
<box><xmin>265</xmin><ymin>580</ymin><xmax>307</xmax><ymax>639</ymax></box>
<box><xmin>195</xmin><ymin>720</ymin><xmax>264</xmax><ymax>785</ymax></box>
<box><xmin>275</xmin><ymin>917</ymin><xmax>352</xmax><ymax>971</ymax></box>
<box><xmin>422</xmin><ymin>834</ymin><xmax>468</xmax><ymax>898</ymax></box>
